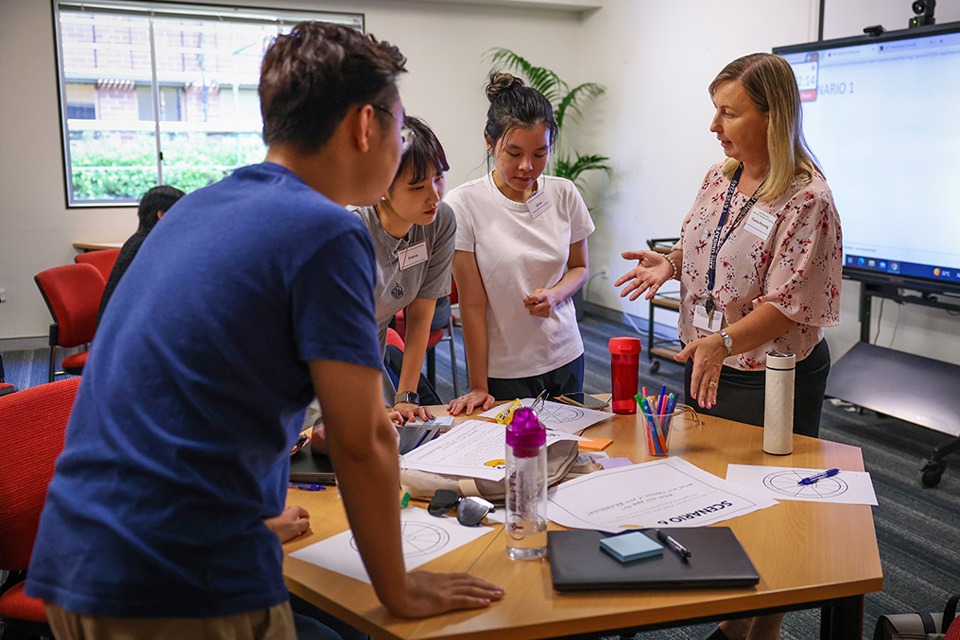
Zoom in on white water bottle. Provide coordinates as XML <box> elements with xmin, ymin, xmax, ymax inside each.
<box><xmin>764</xmin><ymin>351</ymin><xmax>796</xmax><ymax>455</ymax></box>
<box><xmin>505</xmin><ymin>407</ymin><xmax>548</xmax><ymax>560</ymax></box>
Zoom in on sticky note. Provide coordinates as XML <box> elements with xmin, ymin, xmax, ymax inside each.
<box><xmin>578</xmin><ymin>436</ymin><xmax>613</xmax><ymax>452</ymax></box>
<box><xmin>599</xmin><ymin>531</ymin><xmax>664</xmax><ymax>563</ymax></box>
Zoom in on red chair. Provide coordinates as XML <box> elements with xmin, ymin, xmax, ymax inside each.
<box><xmin>75</xmin><ymin>247</ymin><xmax>121</xmax><ymax>282</ymax></box>
<box><xmin>0</xmin><ymin>377</ymin><xmax>80</xmax><ymax>638</ymax></box>
<box><xmin>386</xmin><ymin>327</ymin><xmax>405</xmax><ymax>351</ymax></box>
<box><xmin>393</xmin><ymin>289</ymin><xmax>460</xmax><ymax>397</ymax></box>
<box><xmin>34</xmin><ymin>263</ymin><xmax>106</xmax><ymax>382</ymax></box>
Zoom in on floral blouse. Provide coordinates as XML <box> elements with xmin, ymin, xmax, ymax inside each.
<box><xmin>677</xmin><ymin>164</ymin><xmax>843</xmax><ymax>371</ymax></box>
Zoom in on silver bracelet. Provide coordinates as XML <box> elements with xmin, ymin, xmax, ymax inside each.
<box><xmin>664</xmin><ymin>255</ymin><xmax>678</xmax><ymax>281</ymax></box>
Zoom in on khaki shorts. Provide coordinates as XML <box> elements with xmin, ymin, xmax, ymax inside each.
<box><xmin>46</xmin><ymin>601</ymin><xmax>296</xmax><ymax>640</ymax></box>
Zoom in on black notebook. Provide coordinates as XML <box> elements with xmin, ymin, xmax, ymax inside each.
<box><xmin>288</xmin><ymin>425</ymin><xmax>439</xmax><ymax>485</ymax></box>
<box><xmin>547</xmin><ymin>527</ymin><xmax>759</xmax><ymax>592</ymax></box>
<box><xmin>289</xmin><ymin>442</ymin><xmax>336</xmax><ymax>485</ymax></box>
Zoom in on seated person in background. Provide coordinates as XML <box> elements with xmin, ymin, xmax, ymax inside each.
<box><xmin>96</xmin><ymin>184</ymin><xmax>185</xmax><ymax>323</ymax></box>
<box><xmin>353</xmin><ymin>115</ymin><xmax>456</xmax><ymax>421</ymax></box>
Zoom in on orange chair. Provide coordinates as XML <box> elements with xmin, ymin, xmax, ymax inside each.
<box><xmin>0</xmin><ymin>377</ymin><xmax>80</xmax><ymax>638</ymax></box>
<box><xmin>75</xmin><ymin>247</ymin><xmax>121</xmax><ymax>282</ymax></box>
<box><xmin>34</xmin><ymin>263</ymin><xmax>106</xmax><ymax>382</ymax></box>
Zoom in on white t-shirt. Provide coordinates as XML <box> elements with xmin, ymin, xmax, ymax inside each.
<box><xmin>447</xmin><ymin>172</ymin><xmax>594</xmax><ymax>379</ymax></box>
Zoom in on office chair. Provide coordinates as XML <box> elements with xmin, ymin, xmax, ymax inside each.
<box><xmin>393</xmin><ymin>298</ymin><xmax>460</xmax><ymax>397</ymax></box>
<box><xmin>34</xmin><ymin>263</ymin><xmax>106</xmax><ymax>382</ymax></box>
<box><xmin>0</xmin><ymin>353</ymin><xmax>15</xmax><ymax>397</ymax></box>
<box><xmin>74</xmin><ymin>247</ymin><xmax>121</xmax><ymax>282</ymax></box>
<box><xmin>0</xmin><ymin>376</ymin><xmax>80</xmax><ymax>638</ymax></box>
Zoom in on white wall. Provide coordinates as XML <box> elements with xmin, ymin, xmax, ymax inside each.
<box><xmin>576</xmin><ymin>0</ymin><xmax>960</xmax><ymax>367</ymax></box>
<box><xmin>3</xmin><ymin>0</ymin><xmax>960</xmax><ymax>366</ymax></box>
<box><xmin>0</xmin><ymin>0</ymin><xmax>583</xmax><ymax>344</ymax></box>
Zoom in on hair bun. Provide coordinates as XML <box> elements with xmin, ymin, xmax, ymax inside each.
<box><xmin>485</xmin><ymin>72</ymin><xmax>525</xmax><ymax>102</ymax></box>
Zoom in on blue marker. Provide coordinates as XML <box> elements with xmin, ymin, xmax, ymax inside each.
<box><xmin>289</xmin><ymin>483</ymin><xmax>327</xmax><ymax>491</ymax></box>
<box><xmin>797</xmin><ymin>468</ymin><xmax>840</xmax><ymax>485</ymax></box>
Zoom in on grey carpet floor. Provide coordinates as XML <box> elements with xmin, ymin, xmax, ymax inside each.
<box><xmin>3</xmin><ymin>313</ymin><xmax>958</xmax><ymax>640</ymax></box>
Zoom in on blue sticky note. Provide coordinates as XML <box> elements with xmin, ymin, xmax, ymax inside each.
<box><xmin>599</xmin><ymin>531</ymin><xmax>664</xmax><ymax>563</ymax></box>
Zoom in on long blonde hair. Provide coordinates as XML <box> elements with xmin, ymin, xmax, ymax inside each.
<box><xmin>709</xmin><ymin>53</ymin><xmax>821</xmax><ymax>202</ymax></box>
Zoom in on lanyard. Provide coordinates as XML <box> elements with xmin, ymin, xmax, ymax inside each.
<box><xmin>707</xmin><ymin>164</ymin><xmax>762</xmax><ymax>291</ymax></box>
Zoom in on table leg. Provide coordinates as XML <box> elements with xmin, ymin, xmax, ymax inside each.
<box><xmin>820</xmin><ymin>595</ymin><xmax>864</xmax><ymax>640</ymax></box>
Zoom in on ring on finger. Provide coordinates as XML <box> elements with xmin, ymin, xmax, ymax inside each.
<box><xmin>708</xmin><ymin>380</ymin><xmax>718</xmax><ymax>387</ymax></box>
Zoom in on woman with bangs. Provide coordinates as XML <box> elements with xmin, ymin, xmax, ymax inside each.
<box><xmin>354</xmin><ymin>115</ymin><xmax>456</xmax><ymax>422</ymax></box>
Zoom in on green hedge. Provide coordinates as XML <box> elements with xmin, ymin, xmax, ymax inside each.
<box><xmin>69</xmin><ymin>131</ymin><xmax>265</xmax><ymax>201</ymax></box>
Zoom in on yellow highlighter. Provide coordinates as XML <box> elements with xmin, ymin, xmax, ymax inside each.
<box><xmin>494</xmin><ymin>398</ymin><xmax>524</xmax><ymax>425</ymax></box>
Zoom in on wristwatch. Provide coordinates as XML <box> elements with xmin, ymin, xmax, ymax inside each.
<box><xmin>718</xmin><ymin>330</ymin><xmax>734</xmax><ymax>357</ymax></box>
<box><xmin>394</xmin><ymin>391</ymin><xmax>420</xmax><ymax>406</ymax></box>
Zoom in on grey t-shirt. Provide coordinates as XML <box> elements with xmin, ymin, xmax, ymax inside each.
<box><xmin>353</xmin><ymin>202</ymin><xmax>456</xmax><ymax>351</ymax></box>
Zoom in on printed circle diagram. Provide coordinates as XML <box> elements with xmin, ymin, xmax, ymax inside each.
<box><xmin>762</xmin><ymin>469</ymin><xmax>849</xmax><ymax>499</ymax></box>
<box><xmin>536</xmin><ymin>403</ymin><xmax>585</xmax><ymax>424</ymax></box>
<box><xmin>350</xmin><ymin>521</ymin><xmax>451</xmax><ymax>558</ymax></box>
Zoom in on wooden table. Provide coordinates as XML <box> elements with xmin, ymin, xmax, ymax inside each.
<box><xmin>283</xmin><ymin>410</ymin><xmax>882</xmax><ymax>640</ymax></box>
<box><xmin>73</xmin><ymin>241</ymin><xmax>123</xmax><ymax>252</ymax></box>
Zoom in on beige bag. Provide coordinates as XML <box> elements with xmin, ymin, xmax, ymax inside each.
<box><xmin>400</xmin><ymin>439</ymin><xmax>578</xmax><ymax>504</ymax></box>
<box><xmin>873</xmin><ymin>595</ymin><xmax>959</xmax><ymax>640</ymax></box>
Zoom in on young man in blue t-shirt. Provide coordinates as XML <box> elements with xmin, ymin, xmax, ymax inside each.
<box><xmin>27</xmin><ymin>22</ymin><xmax>502</xmax><ymax>639</ymax></box>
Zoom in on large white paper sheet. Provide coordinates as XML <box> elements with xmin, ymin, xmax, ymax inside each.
<box><xmin>479</xmin><ymin>398</ymin><xmax>611</xmax><ymax>434</ymax></box>
<box><xmin>400</xmin><ymin>420</ymin><xmax>507</xmax><ymax>481</ymax></box>
<box><xmin>290</xmin><ymin>507</ymin><xmax>494</xmax><ymax>584</ymax></box>
<box><xmin>400</xmin><ymin>419</ymin><xmax>580</xmax><ymax>481</ymax></box>
<box><xmin>725</xmin><ymin>464</ymin><xmax>878</xmax><ymax>505</ymax></box>
<box><xmin>547</xmin><ymin>457</ymin><xmax>778</xmax><ymax>532</ymax></box>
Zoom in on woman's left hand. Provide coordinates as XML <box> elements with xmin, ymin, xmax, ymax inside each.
<box><xmin>523</xmin><ymin>288</ymin><xmax>559</xmax><ymax>318</ymax></box>
<box><xmin>673</xmin><ymin>333</ymin><xmax>728</xmax><ymax>409</ymax></box>
<box><xmin>394</xmin><ymin>402</ymin><xmax>434</xmax><ymax>423</ymax></box>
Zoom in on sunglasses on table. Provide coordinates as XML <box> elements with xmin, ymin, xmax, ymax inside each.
<box><xmin>427</xmin><ymin>489</ymin><xmax>495</xmax><ymax>527</ymax></box>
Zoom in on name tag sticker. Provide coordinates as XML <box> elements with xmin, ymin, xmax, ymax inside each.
<box><xmin>692</xmin><ymin>303</ymin><xmax>724</xmax><ymax>332</ymax></box>
<box><xmin>527</xmin><ymin>190</ymin><xmax>552</xmax><ymax>219</ymax></box>
<box><xmin>744</xmin><ymin>207</ymin><xmax>777</xmax><ymax>240</ymax></box>
<box><xmin>398</xmin><ymin>242</ymin><xmax>428</xmax><ymax>270</ymax></box>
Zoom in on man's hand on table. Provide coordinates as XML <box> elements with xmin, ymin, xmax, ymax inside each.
<box><xmin>387</xmin><ymin>571</ymin><xmax>504</xmax><ymax>618</ymax></box>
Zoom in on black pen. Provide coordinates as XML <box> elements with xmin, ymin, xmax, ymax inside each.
<box><xmin>656</xmin><ymin>529</ymin><xmax>692</xmax><ymax>561</ymax></box>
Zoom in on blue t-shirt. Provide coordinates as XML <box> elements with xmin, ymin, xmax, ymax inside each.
<box><xmin>26</xmin><ymin>163</ymin><xmax>382</xmax><ymax>617</ymax></box>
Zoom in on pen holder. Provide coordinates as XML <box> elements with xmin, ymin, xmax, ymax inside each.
<box><xmin>638</xmin><ymin>403</ymin><xmax>701</xmax><ymax>457</ymax></box>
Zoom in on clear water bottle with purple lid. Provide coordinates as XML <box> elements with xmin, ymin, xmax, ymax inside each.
<box><xmin>505</xmin><ymin>407</ymin><xmax>548</xmax><ymax>559</ymax></box>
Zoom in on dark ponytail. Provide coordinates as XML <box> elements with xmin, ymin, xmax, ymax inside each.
<box><xmin>483</xmin><ymin>72</ymin><xmax>558</xmax><ymax>150</ymax></box>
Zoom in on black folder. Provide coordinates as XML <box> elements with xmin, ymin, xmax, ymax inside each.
<box><xmin>547</xmin><ymin>527</ymin><xmax>759</xmax><ymax>592</ymax></box>
<box><xmin>289</xmin><ymin>442</ymin><xmax>336</xmax><ymax>485</ymax></box>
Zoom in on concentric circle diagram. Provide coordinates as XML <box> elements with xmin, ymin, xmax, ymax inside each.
<box><xmin>349</xmin><ymin>521</ymin><xmax>450</xmax><ymax>558</ymax></box>
<box><xmin>536</xmin><ymin>404</ymin><xmax>585</xmax><ymax>424</ymax></box>
<box><xmin>762</xmin><ymin>470</ymin><xmax>849</xmax><ymax>499</ymax></box>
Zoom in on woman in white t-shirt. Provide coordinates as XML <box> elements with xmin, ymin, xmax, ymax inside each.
<box><xmin>446</xmin><ymin>72</ymin><xmax>595</xmax><ymax>415</ymax></box>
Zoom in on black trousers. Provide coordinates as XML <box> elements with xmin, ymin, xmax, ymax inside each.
<box><xmin>684</xmin><ymin>339</ymin><xmax>831</xmax><ymax>438</ymax></box>
<box><xmin>487</xmin><ymin>354</ymin><xmax>585</xmax><ymax>401</ymax></box>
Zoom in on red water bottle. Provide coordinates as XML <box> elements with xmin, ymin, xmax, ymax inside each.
<box><xmin>609</xmin><ymin>337</ymin><xmax>641</xmax><ymax>414</ymax></box>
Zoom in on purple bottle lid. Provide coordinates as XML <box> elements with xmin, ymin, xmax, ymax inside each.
<box><xmin>506</xmin><ymin>407</ymin><xmax>546</xmax><ymax>457</ymax></box>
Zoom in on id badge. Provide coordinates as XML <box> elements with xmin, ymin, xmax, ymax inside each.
<box><xmin>397</xmin><ymin>242</ymin><xmax>428</xmax><ymax>270</ymax></box>
<box><xmin>693</xmin><ymin>302</ymin><xmax>724</xmax><ymax>332</ymax></box>
<box><xmin>744</xmin><ymin>207</ymin><xmax>777</xmax><ymax>240</ymax></box>
<box><xmin>526</xmin><ymin>190</ymin><xmax>552</xmax><ymax>219</ymax></box>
